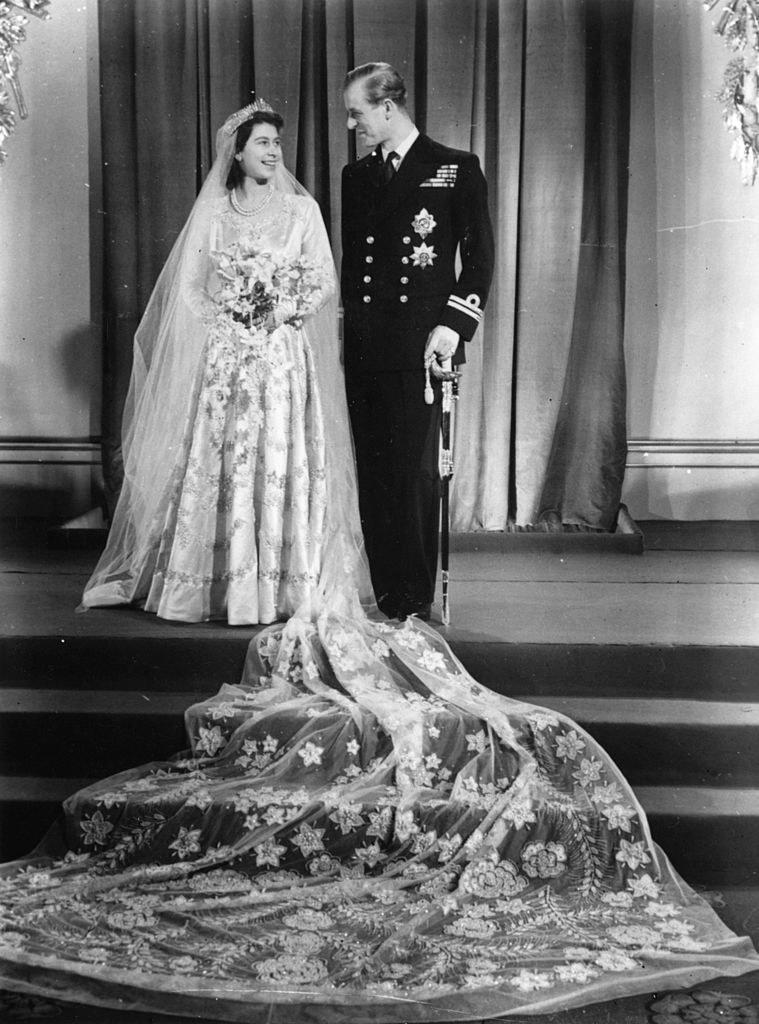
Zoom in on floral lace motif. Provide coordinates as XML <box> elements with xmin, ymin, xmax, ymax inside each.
<box><xmin>0</xmin><ymin>617</ymin><xmax>754</xmax><ymax>1018</ymax></box>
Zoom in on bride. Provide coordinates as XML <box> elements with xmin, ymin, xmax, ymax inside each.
<box><xmin>80</xmin><ymin>101</ymin><xmax>370</xmax><ymax>624</ymax></box>
<box><xmin>0</xmin><ymin>105</ymin><xmax>756</xmax><ymax>1022</ymax></box>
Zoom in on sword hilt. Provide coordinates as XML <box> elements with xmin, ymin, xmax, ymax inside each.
<box><xmin>424</xmin><ymin>363</ymin><xmax>434</xmax><ymax>405</ymax></box>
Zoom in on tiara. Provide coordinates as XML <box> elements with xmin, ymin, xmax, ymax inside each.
<box><xmin>222</xmin><ymin>98</ymin><xmax>274</xmax><ymax>136</ymax></box>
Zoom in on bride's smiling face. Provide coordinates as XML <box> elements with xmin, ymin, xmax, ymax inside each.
<box><xmin>235</xmin><ymin>123</ymin><xmax>282</xmax><ymax>183</ymax></box>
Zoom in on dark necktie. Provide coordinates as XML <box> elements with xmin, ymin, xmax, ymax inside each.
<box><xmin>382</xmin><ymin>150</ymin><xmax>398</xmax><ymax>185</ymax></box>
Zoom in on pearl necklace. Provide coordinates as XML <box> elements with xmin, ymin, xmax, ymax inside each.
<box><xmin>230</xmin><ymin>184</ymin><xmax>274</xmax><ymax>217</ymax></box>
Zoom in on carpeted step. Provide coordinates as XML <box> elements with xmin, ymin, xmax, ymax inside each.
<box><xmin>454</xmin><ymin>642</ymin><xmax>759</xmax><ymax>702</ymax></box>
<box><xmin>527</xmin><ymin>696</ymin><xmax>759</xmax><ymax>788</ymax></box>
<box><xmin>0</xmin><ymin>777</ymin><xmax>86</xmax><ymax>861</ymax></box>
<box><xmin>636</xmin><ymin>787</ymin><xmax>759</xmax><ymax>887</ymax></box>
<box><xmin>1</xmin><ymin>690</ymin><xmax>756</xmax><ymax>789</ymax></box>
<box><xmin>2</xmin><ymin>635</ymin><xmax>757</xmax><ymax>702</ymax></box>
<box><xmin>0</xmin><ymin>689</ymin><xmax>204</xmax><ymax>778</ymax></box>
<box><xmin>0</xmin><ymin>635</ymin><xmax>252</xmax><ymax>690</ymax></box>
<box><xmin>1</xmin><ymin>776</ymin><xmax>755</xmax><ymax>887</ymax></box>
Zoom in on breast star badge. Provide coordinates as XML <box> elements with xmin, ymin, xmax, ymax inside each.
<box><xmin>411</xmin><ymin>242</ymin><xmax>437</xmax><ymax>268</ymax></box>
<box><xmin>412</xmin><ymin>208</ymin><xmax>437</xmax><ymax>239</ymax></box>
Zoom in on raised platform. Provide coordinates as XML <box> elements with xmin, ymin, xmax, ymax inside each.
<box><xmin>1</xmin><ymin>522</ymin><xmax>759</xmax><ymax>1022</ymax></box>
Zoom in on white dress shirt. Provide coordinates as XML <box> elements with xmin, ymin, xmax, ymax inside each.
<box><xmin>381</xmin><ymin>126</ymin><xmax>420</xmax><ymax>172</ymax></box>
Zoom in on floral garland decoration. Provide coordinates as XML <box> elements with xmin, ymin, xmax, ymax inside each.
<box><xmin>0</xmin><ymin>0</ymin><xmax>51</xmax><ymax>165</ymax></box>
<box><xmin>702</xmin><ymin>0</ymin><xmax>759</xmax><ymax>184</ymax></box>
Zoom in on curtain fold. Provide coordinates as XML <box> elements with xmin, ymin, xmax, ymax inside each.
<box><xmin>98</xmin><ymin>0</ymin><xmax>632</xmax><ymax>531</ymax></box>
<box><xmin>537</xmin><ymin>0</ymin><xmax>631</xmax><ymax>531</ymax></box>
<box><xmin>450</xmin><ymin>0</ymin><xmax>522</xmax><ymax>531</ymax></box>
<box><xmin>510</xmin><ymin>0</ymin><xmax>587</xmax><ymax>527</ymax></box>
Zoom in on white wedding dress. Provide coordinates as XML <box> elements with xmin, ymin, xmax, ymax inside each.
<box><xmin>83</xmin><ymin>191</ymin><xmax>334</xmax><ymax>625</ymax></box>
<box><xmin>142</xmin><ymin>192</ymin><xmax>331</xmax><ymax>624</ymax></box>
<box><xmin>2</xmin><ymin>112</ymin><xmax>755</xmax><ymax>1021</ymax></box>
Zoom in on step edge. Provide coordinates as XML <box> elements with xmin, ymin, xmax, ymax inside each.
<box><xmin>0</xmin><ymin>690</ymin><xmax>210</xmax><ymax>714</ymax></box>
<box><xmin>2</xmin><ymin>778</ymin><xmax>758</xmax><ymax>815</ymax></box>
<box><xmin>1</xmin><ymin>688</ymin><xmax>757</xmax><ymax>729</ymax></box>
<box><xmin>2</xmin><ymin>691</ymin><xmax>759</xmax><ymax>727</ymax></box>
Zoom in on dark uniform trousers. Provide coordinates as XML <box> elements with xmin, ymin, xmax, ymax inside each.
<box><xmin>346</xmin><ymin>370</ymin><xmax>442</xmax><ymax>614</ymax></box>
<box><xmin>341</xmin><ymin>133</ymin><xmax>495</xmax><ymax>617</ymax></box>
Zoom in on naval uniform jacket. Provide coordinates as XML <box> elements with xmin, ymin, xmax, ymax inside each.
<box><xmin>341</xmin><ymin>133</ymin><xmax>495</xmax><ymax>373</ymax></box>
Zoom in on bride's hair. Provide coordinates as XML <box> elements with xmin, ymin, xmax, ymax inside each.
<box><xmin>226</xmin><ymin>110</ymin><xmax>285</xmax><ymax>190</ymax></box>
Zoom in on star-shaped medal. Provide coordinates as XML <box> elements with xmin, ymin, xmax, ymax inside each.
<box><xmin>412</xmin><ymin>208</ymin><xmax>437</xmax><ymax>239</ymax></box>
<box><xmin>411</xmin><ymin>242</ymin><xmax>437</xmax><ymax>268</ymax></box>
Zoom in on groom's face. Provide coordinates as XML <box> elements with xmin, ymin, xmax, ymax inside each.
<box><xmin>344</xmin><ymin>82</ymin><xmax>390</xmax><ymax>151</ymax></box>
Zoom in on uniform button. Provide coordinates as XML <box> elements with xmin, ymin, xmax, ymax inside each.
<box><xmin>366</xmin><ymin>236</ymin><xmax>375</xmax><ymax>244</ymax></box>
<box><xmin>399</xmin><ymin>295</ymin><xmax>408</xmax><ymax>303</ymax></box>
<box><xmin>363</xmin><ymin>275</ymin><xmax>372</xmax><ymax>283</ymax></box>
<box><xmin>402</xmin><ymin>236</ymin><xmax>411</xmax><ymax>244</ymax></box>
<box><xmin>363</xmin><ymin>295</ymin><xmax>372</xmax><ymax>303</ymax></box>
<box><xmin>401</xmin><ymin>257</ymin><xmax>409</xmax><ymax>265</ymax></box>
<box><xmin>400</xmin><ymin>276</ymin><xmax>409</xmax><ymax>284</ymax></box>
<box><xmin>365</xmin><ymin>256</ymin><xmax>374</xmax><ymax>264</ymax></box>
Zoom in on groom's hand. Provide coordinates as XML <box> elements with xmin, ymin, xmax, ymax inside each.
<box><xmin>425</xmin><ymin>325</ymin><xmax>461</xmax><ymax>380</ymax></box>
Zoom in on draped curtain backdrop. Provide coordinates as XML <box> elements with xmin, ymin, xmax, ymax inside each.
<box><xmin>99</xmin><ymin>0</ymin><xmax>631</xmax><ymax>531</ymax></box>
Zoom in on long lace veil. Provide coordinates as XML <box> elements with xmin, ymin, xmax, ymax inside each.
<box><xmin>81</xmin><ymin>110</ymin><xmax>374</xmax><ymax>618</ymax></box>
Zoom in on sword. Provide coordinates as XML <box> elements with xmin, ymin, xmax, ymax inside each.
<box><xmin>425</xmin><ymin>357</ymin><xmax>458</xmax><ymax>626</ymax></box>
<box><xmin>440</xmin><ymin>359</ymin><xmax>458</xmax><ymax>626</ymax></box>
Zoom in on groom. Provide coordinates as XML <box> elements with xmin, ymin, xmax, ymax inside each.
<box><xmin>341</xmin><ymin>62</ymin><xmax>494</xmax><ymax>621</ymax></box>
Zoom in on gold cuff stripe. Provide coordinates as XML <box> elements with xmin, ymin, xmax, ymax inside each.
<box><xmin>447</xmin><ymin>296</ymin><xmax>483</xmax><ymax>322</ymax></box>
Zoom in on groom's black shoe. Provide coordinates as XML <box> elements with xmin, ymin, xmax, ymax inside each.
<box><xmin>377</xmin><ymin>593</ymin><xmax>399</xmax><ymax>620</ymax></box>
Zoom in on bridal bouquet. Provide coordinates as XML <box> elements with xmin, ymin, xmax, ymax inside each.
<box><xmin>210</xmin><ymin>242</ymin><xmax>330</xmax><ymax>348</ymax></box>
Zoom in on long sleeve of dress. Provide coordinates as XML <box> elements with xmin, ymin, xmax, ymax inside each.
<box><xmin>300</xmin><ymin>197</ymin><xmax>337</xmax><ymax>312</ymax></box>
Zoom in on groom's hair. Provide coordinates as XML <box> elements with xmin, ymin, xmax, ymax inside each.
<box><xmin>344</xmin><ymin>62</ymin><xmax>407</xmax><ymax>109</ymax></box>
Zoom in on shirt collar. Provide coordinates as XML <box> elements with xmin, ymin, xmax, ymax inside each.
<box><xmin>381</xmin><ymin>126</ymin><xmax>419</xmax><ymax>166</ymax></box>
